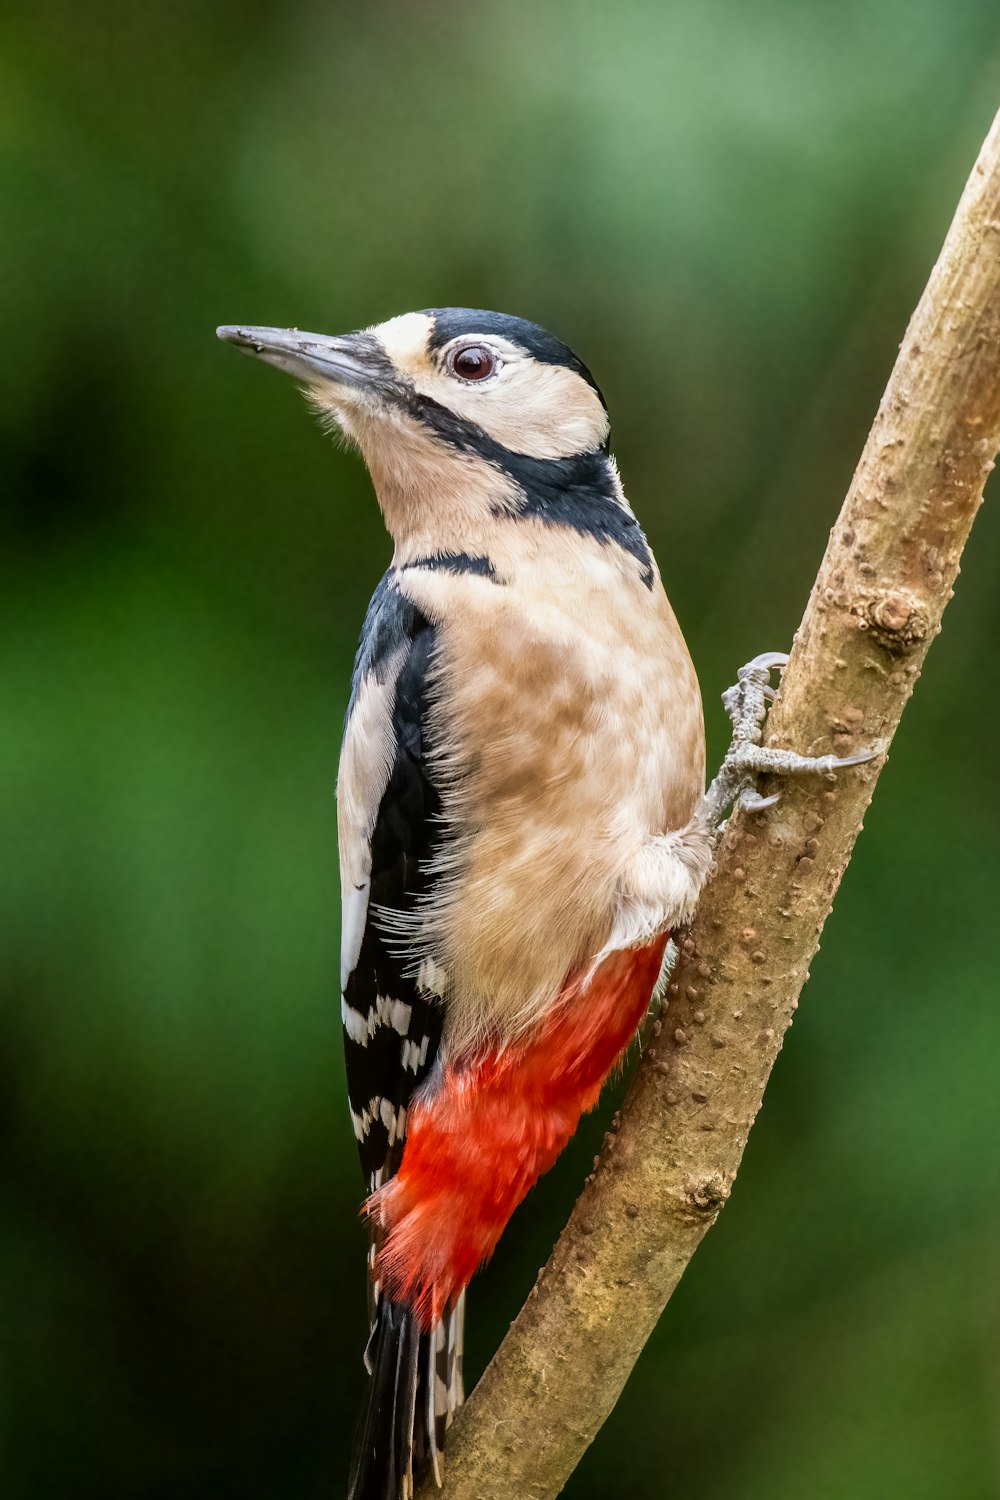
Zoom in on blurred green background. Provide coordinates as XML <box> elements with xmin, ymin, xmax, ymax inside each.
<box><xmin>3</xmin><ymin>2</ymin><xmax>999</xmax><ymax>1496</ymax></box>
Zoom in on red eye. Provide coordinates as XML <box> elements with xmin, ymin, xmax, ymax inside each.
<box><xmin>449</xmin><ymin>344</ymin><xmax>497</xmax><ymax>381</ymax></box>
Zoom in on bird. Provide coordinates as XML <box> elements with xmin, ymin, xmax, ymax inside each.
<box><xmin>216</xmin><ymin>309</ymin><xmax>867</xmax><ymax>1500</ymax></box>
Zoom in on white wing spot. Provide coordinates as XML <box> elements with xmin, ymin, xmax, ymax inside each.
<box><xmin>351</xmin><ymin>1095</ymin><xmax>400</xmax><ymax>1143</ymax></box>
<box><xmin>401</xmin><ymin>1034</ymin><xmax>432</xmax><ymax>1073</ymax></box>
<box><xmin>341</xmin><ymin>996</ymin><xmax>372</xmax><ymax>1046</ymax></box>
<box><xmin>342</xmin><ymin>994</ymin><xmax>413</xmax><ymax>1047</ymax></box>
<box><xmin>378</xmin><ymin>1100</ymin><xmax>407</xmax><ymax>1147</ymax></box>
<box><xmin>376</xmin><ymin>994</ymin><xmax>412</xmax><ymax>1036</ymax></box>
<box><xmin>350</xmin><ymin>1100</ymin><xmax>375</xmax><ymax>1141</ymax></box>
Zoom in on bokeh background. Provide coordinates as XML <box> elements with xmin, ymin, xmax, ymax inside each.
<box><xmin>3</xmin><ymin>2</ymin><xmax>1000</xmax><ymax>1496</ymax></box>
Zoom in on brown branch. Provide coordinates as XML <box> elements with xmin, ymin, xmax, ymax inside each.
<box><xmin>418</xmin><ymin>107</ymin><xmax>1000</xmax><ymax>1500</ymax></box>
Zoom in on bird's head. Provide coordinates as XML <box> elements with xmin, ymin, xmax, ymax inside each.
<box><xmin>217</xmin><ymin>309</ymin><xmax>626</xmax><ymax>564</ymax></box>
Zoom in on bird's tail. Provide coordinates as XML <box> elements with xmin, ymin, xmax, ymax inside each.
<box><xmin>348</xmin><ymin>1293</ymin><xmax>465</xmax><ymax>1500</ymax></box>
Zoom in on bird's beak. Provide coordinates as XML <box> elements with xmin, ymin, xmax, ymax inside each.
<box><xmin>216</xmin><ymin>325</ymin><xmax>398</xmax><ymax>397</ymax></box>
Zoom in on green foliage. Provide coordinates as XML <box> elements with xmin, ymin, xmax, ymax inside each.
<box><xmin>2</xmin><ymin>2</ymin><xmax>998</xmax><ymax>1494</ymax></box>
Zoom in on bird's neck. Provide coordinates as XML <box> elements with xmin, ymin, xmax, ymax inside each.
<box><xmin>359</xmin><ymin>417</ymin><xmax>626</xmax><ymax>567</ymax></box>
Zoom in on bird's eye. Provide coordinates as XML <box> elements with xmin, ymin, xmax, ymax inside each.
<box><xmin>449</xmin><ymin>344</ymin><xmax>497</xmax><ymax>382</ymax></box>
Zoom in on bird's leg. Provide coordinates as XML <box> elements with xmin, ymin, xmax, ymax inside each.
<box><xmin>700</xmin><ymin>651</ymin><xmax>878</xmax><ymax>832</ymax></box>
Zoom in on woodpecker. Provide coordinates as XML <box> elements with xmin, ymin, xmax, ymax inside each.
<box><xmin>217</xmin><ymin>310</ymin><xmax>871</xmax><ymax>1500</ymax></box>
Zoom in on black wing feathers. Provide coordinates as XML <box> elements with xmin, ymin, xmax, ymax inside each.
<box><xmin>341</xmin><ymin>574</ymin><xmax>445</xmax><ymax>1190</ymax></box>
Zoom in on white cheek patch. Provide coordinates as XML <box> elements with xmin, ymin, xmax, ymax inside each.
<box><xmin>368</xmin><ymin>320</ymin><xmax>609</xmax><ymax>461</ymax></box>
<box><xmin>310</xmin><ymin>312</ymin><xmax>609</xmax><ymax>482</ymax></box>
<box><xmin>413</xmin><ymin>355</ymin><xmax>609</xmax><ymax>460</ymax></box>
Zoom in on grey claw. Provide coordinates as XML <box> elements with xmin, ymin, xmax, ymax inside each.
<box><xmin>743</xmin><ymin>650</ymin><xmax>789</xmax><ymax>674</ymax></box>
<box><xmin>741</xmin><ymin>789</ymin><xmax>781</xmax><ymax>812</ymax></box>
<box><xmin>831</xmin><ymin>748</ymin><xmax>880</xmax><ymax>768</ymax></box>
<box><xmin>705</xmin><ymin>647</ymin><xmax>881</xmax><ymax>834</ymax></box>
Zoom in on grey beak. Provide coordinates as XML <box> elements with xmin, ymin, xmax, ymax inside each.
<box><xmin>216</xmin><ymin>325</ymin><xmax>395</xmax><ymax>392</ymax></box>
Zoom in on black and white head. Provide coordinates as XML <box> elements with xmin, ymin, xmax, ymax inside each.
<box><xmin>218</xmin><ymin>308</ymin><xmax>652</xmax><ymax>585</ymax></box>
<box><xmin>218</xmin><ymin>307</ymin><xmax>607</xmax><ymax>457</ymax></box>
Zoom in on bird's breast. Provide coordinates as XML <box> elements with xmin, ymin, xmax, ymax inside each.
<box><xmin>398</xmin><ymin>528</ymin><xmax>705</xmax><ymax>1046</ymax></box>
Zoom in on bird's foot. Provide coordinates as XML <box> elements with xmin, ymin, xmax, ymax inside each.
<box><xmin>700</xmin><ymin>651</ymin><xmax>878</xmax><ymax>831</ymax></box>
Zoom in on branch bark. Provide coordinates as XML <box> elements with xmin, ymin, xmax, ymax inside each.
<box><xmin>418</xmin><ymin>107</ymin><xmax>1000</xmax><ymax>1500</ymax></box>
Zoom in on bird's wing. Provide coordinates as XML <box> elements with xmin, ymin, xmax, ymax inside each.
<box><xmin>339</xmin><ymin>571</ymin><xmax>446</xmax><ymax>1194</ymax></box>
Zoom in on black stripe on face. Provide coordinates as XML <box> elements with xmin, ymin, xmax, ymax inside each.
<box><xmin>399</xmin><ymin>393</ymin><xmax>655</xmax><ymax>589</ymax></box>
<box><xmin>351</xmin><ymin>313</ymin><xmax>649</xmax><ymax>587</ymax></box>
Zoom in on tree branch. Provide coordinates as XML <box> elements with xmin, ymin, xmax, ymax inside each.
<box><xmin>419</xmin><ymin>107</ymin><xmax>1000</xmax><ymax>1500</ymax></box>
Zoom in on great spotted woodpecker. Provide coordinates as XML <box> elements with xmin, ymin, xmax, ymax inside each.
<box><xmin>217</xmin><ymin>310</ymin><xmax>870</xmax><ymax>1500</ymax></box>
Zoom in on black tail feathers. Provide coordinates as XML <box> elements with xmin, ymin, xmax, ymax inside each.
<box><xmin>348</xmin><ymin>1296</ymin><xmax>465</xmax><ymax>1500</ymax></box>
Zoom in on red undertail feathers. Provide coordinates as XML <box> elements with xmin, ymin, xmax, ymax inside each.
<box><xmin>368</xmin><ymin>935</ymin><xmax>668</xmax><ymax>1328</ymax></box>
